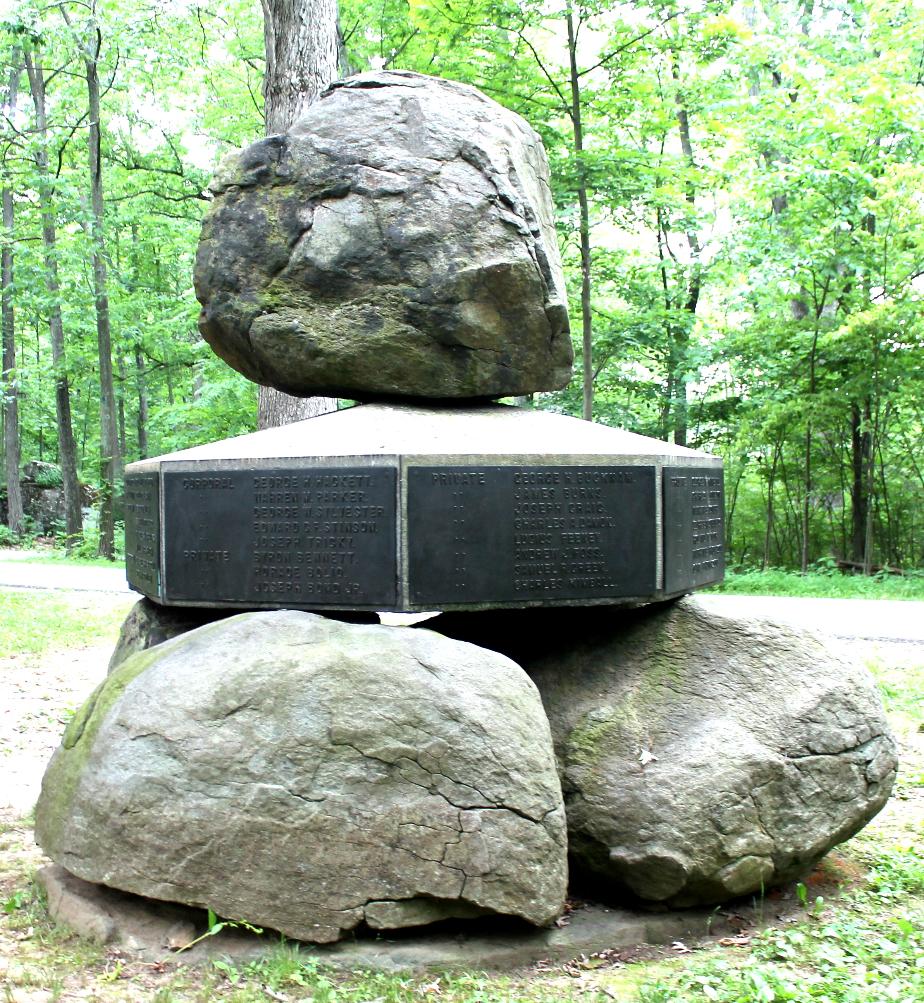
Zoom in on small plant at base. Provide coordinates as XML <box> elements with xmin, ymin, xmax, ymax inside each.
<box><xmin>98</xmin><ymin>960</ymin><xmax>124</xmax><ymax>983</ymax></box>
<box><xmin>211</xmin><ymin>958</ymin><xmax>241</xmax><ymax>985</ymax></box>
<box><xmin>3</xmin><ymin>889</ymin><xmax>27</xmax><ymax>914</ymax></box>
<box><xmin>175</xmin><ymin>907</ymin><xmax>263</xmax><ymax>952</ymax></box>
<box><xmin>795</xmin><ymin>881</ymin><xmax>825</xmax><ymax>917</ymax></box>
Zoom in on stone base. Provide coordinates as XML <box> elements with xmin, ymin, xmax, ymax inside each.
<box><xmin>124</xmin><ymin>402</ymin><xmax>724</xmax><ymax>613</ymax></box>
<box><xmin>38</xmin><ymin>864</ymin><xmax>774</xmax><ymax>973</ymax></box>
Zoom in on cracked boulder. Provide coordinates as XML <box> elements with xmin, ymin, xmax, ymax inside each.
<box><xmin>35</xmin><ymin>611</ymin><xmax>567</xmax><ymax>943</ymax></box>
<box><xmin>194</xmin><ymin>70</ymin><xmax>572</xmax><ymax>400</ymax></box>
<box><xmin>426</xmin><ymin>597</ymin><xmax>898</xmax><ymax>907</ymax></box>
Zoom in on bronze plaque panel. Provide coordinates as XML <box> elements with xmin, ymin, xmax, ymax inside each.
<box><xmin>407</xmin><ymin>465</ymin><xmax>656</xmax><ymax>605</ymax></box>
<box><xmin>663</xmin><ymin>467</ymin><xmax>724</xmax><ymax>593</ymax></box>
<box><xmin>161</xmin><ymin>466</ymin><xmax>397</xmax><ymax>607</ymax></box>
<box><xmin>124</xmin><ymin>472</ymin><xmax>160</xmax><ymax>597</ymax></box>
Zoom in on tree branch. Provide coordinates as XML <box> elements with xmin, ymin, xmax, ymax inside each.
<box><xmin>578</xmin><ymin>10</ymin><xmax>683</xmax><ymax>78</ymax></box>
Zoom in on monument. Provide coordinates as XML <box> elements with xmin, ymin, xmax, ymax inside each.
<box><xmin>125</xmin><ymin>70</ymin><xmax>724</xmax><ymax>613</ymax></box>
<box><xmin>34</xmin><ymin>70</ymin><xmax>895</xmax><ymax>951</ymax></box>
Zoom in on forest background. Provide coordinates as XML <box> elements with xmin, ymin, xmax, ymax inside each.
<box><xmin>1</xmin><ymin>0</ymin><xmax>922</xmax><ymax>571</ymax></box>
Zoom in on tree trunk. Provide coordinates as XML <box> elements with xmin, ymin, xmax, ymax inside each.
<box><xmin>670</xmin><ymin>47</ymin><xmax>701</xmax><ymax>448</ymax></box>
<box><xmin>566</xmin><ymin>10</ymin><xmax>594</xmax><ymax>423</ymax></box>
<box><xmin>862</xmin><ymin>410</ymin><xmax>876</xmax><ymax>576</ymax></box>
<box><xmin>134</xmin><ymin>344</ymin><xmax>149</xmax><ymax>459</ymax></box>
<box><xmin>24</xmin><ymin>50</ymin><xmax>83</xmax><ymax>547</ymax></box>
<box><xmin>116</xmin><ymin>350</ymin><xmax>127</xmax><ymax>459</ymax></box>
<box><xmin>762</xmin><ymin>440</ymin><xmax>781</xmax><ymax>568</ymax></box>
<box><xmin>80</xmin><ymin>20</ymin><xmax>122</xmax><ymax>559</ymax></box>
<box><xmin>850</xmin><ymin>401</ymin><xmax>870</xmax><ymax>564</ymax></box>
<box><xmin>655</xmin><ymin>210</ymin><xmax>673</xmax><ymax>441</ymax></box>
<box><xmin>262</xmin><ymin>0</ymin><xmax>340</xmax><ymax>135</ymax></box>
<box><xmin>801</xmin><ymin>327</ymin><xmax>819</xmax><ymax>572</ymax></box>
<box><xmin>258</xmin><ymin>0</ymin><xmax>340</xmax><ymax>428</ymax></box>
<box><xmin>2</xmin><ymin>57</ymin><xmax>23</xmax><ymax>535</ymax></box>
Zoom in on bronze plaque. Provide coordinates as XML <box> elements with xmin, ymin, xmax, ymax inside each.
<box><xmin>663</xmin><ymin>467</ymin><xmax>724</xmax><ymax>593</ymax></box>
<box><xmin>124</xmin><ymin>472</ymin><xmax>160</xmax><ymax>597</ymax></box>
<box><xmin>407</xmin><ymin>465</ymin><xmax>656</xmax><ymax>605</ymax></box>
<box><xmin>161</xmin><ymin>466</ymin><xmax>397</xmax><ymax>607</ymax></box>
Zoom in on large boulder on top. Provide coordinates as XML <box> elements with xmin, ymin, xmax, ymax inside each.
<box><xmin>422</xmin><ymin>598</ymin><xmax>898</xmax><ymax>907</ymax></box>
<box><xmin>194</xmin><ymin>70</ymin><xmax>572</xmax><ymax>401</ymax></box>
<box><xmin>35</xmin><ymin>611</ymin><xmax>567</xmax><ymax>943</ymax></box>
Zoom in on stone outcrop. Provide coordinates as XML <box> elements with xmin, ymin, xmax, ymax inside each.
<box><xmin>194</xmin><ymin>70</ymin><xmax>572</xmax><ymax>400</ymax></box>
<box><xmin>0</xmin><ymin>461</ymin><xmax>92</xmax><ymax>535</ymax></box>
<box><xmin>36</xmin><ymin>611</ymin><xmax>567</xmax><ymax>943</ymax></box>
<box><xmin>422</xmin><ymin>597</ymin><xmax>898</xmax><ymax>906</ymax></box>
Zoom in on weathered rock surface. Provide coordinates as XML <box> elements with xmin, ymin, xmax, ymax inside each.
<box><xmin>107</xmin><ymin>600</ymin><xmax>230</xmax><ymax>673</ymax></box>
<box><xmin>194</xmin><ymin>70</ymin><xmax>572</xmax><ymax>400</ymax></box>
<box><xmin>108</xmin><ymin>599</ymin><xmax>377</xmax><ymax>673</ymax></box>
<box><xmin>2</xmin><ymin>461</ymin><xmax>93</xmax><ymax>534</ymax></box>
<box><xmin>36</xmin><ymin>611</ymin><xmax>567</xmax><ymax>943</ymax></box>
<box><xmin>423</xmin><ymin>598</ymin><xmax>898</xmax><ymax>907</ymax></box>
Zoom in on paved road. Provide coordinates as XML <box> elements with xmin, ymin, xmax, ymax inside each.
<box><xmin>694</xmin><ymin>594</ymin><xmax>924</xmax><ymax>644</ymax></box>
<box><xmin>0</xmin><ymin>549</ymin><xmax>133</xmax><ymax>595</ymax></box>
<box><xmin>1</xmin><ymin>550</ymin><xmax>921</xmax><ymax>643</ymax></box>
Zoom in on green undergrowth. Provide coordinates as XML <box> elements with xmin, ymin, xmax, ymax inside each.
<box><xmin>1</xmin><ymin>543</ymin><xmax>122</xmax><ymax>568</ymax></box>
<box><xmin>0</xmin><ymin>588</ymin><xmax>130</xmax><ymax>660</ymax></box>
<box><xmin>634</xmin><ymin>899</ymin><xmax>924</xmax><ymax>1002</ymax></box>
<box><xmin>868</xmin><ymin>657</ymin><xmax>924</xmax><ymax>732</ymax></box>
<box><xmin>18</xmin><ymin>550</ymin><xmax>122</xmax><ymax>568</ymax></box>
<box><xmin>710</xmin><ymin>567</ymin><xmax>924</xmax><ymax>600</ymax></box>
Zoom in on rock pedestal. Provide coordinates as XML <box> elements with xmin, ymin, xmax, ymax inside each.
<box><xmin>421</xmin><ymin>597</ymin><xmax>899</xmax><ymax>906</ymax></box>
<box><xmin>36</xmin><ymin>612</ymin><xmax>567</xmax><ymax>943</ymax></box>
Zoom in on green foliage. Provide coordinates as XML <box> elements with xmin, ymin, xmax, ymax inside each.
<box><xmin>864</xmin><ymin>656</ymin><xmax>924</xmax><ymax>735</ymax></box>
<box><xmin>175</xmin><ymin>908</ymin><xmax>264</xmax><ymax>953</ymax></box>
<box><xmin>710</xmin><ymin>568</ymin><xmax>924</xmax><ymax>599</ymax></box>
<box><xmin>1</xmin><ymin>0</ymin><xmax>264</xmax><ymax>552</ymax></box>
<box><xmin>29</xmin><ymin>466</ymin><xmax>62</xmax><ymax>489</ymax></box>
<box><xmin>634</xmin><ymin>895</ymin><xmax>924</xmax><ymax>1001</ymax></box>
<box><xmin>3</xmin><ymin>889</ymin><xmax>27</xmax><ymax>914</ymax></box>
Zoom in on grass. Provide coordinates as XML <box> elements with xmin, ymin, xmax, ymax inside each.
<box><xmin>0</xmin><ymin>543</ymin><xmax>122</xmax><ymax>568</ymax></box>
<box><xmin>634</xmin><ymin>897</ymin><xmax>924</xmax><ymax>1002</ymax></box>
<box><xmin>0</xmin><ymin>597</ymin><xmax>922</xmax><ymax>1002</ymax></box>
<box><xmin>17</xmin><ymin>551</ymin><xmax>123</xmax><ymax>568</ymax></box>
<box><xmin>710</xmin><ymin>567</ymin><xmax>924</xmax><ymax>600</ymax></box>
<box><xmin>869</xmin><ymin>658</ymin><xmax>924</xmax><ymax>731</ymax></box>
<box><xmin>0</xmin><ymin>589</ymin><xmax>130</xmax><ymax>660</ymax></box>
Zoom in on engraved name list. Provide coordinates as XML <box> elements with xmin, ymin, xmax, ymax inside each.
<box><xmin>162</xmin><ymin>466</ymin><xmax>397</xmax><ymax>606</ymax></box>
<box><xmin>407</xmin><ymin>465</ymin><xmax>657</xmax><ymax>605</ymax></box>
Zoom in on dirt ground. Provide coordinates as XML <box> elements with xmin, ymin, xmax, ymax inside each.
<box><xmin>0</xmin><ymin>593</ymin><xmax>135</xmax><ymax>828</ymax></box>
